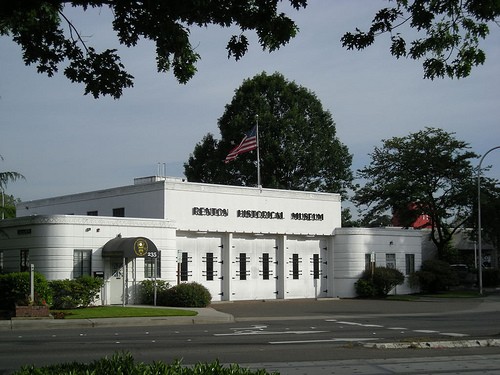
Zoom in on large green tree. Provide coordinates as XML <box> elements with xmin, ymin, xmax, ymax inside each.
<box><xmin>184</xmin><ymin>72</ymin><xmax>353</xmax><ymax>196</ymax></box>
<box><xmin>2</xmin><ymin>1</ymin><xmax>498</xmax><ymax>98</ymax></box>
<box><xmin>0</xmin><ymin>155</ymin><xmax>25</xmax><ymax>219</ymax></box>
<box><xmin>1</xmin><ymin>0</ymin><xmax>306</xmax><ymax>99</ymax></box>
<box><xmin>342</xmin><ymin>0</ymin><xmax>500</xmax><ymax>80</ymax></box>
<box><xmin>353</xmin><ymin>127</ymin><xmax>481</xmax><ymax>259</ymax></box>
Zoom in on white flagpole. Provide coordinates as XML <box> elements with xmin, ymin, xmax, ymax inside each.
<box><xmin>256</xmin><ymin>114</ymin><xmax>261</xmax><ymax>188</ymax></box>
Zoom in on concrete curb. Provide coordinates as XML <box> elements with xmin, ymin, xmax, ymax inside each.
<box><xmin>0</xmin><ymin>307</ymin><xmax>234</xmax><ymax>331</ymax></box>
<box><xmin>363</xmin><ymin>339</ymin><xmax>500</xmax><ymax>349</ymax></box>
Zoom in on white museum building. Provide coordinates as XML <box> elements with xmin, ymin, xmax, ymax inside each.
<box><xmin>0</xmin><ymin>176</ymin><xmax>423</xmax><ymax>304</ymax></box>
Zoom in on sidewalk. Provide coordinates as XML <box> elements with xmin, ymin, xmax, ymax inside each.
<box><xmin>1</xmin><ymin>291</ymin><xmax>499</xmax><ymax>331</ymax></box>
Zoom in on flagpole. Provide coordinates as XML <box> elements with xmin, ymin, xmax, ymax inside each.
<box><xmin>256</xmin><ymin>114</ymin><xmax>261</xmax><ymax>188</ymax></box>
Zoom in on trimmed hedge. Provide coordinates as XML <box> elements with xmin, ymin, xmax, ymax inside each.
<box><xmin>164</xmin><ymin>282</ymin><xmax>212</xmax><ymax>307</ymax></box>
<box><xmin>13</xmin><ymin>352</ymin><xmax>276</xmax><ymax>375</ymax></box>
<box><xmin>49</xmin><ymin>276</ymin><xmax>104</xmax><ymax>309</ymax></box>
<box><xmin>138</xmin><ymin>279</ymin><xmax>170</xmax><ymax>305</ymax></box>
<box><xmin>355</xmin><ymin>267</ymin><xmax>405</xmax><ymax>298</ymax></box>
<box><xmin>0</xmin><ymin>272</ymin><xmax>51</xmax><ymax>309</ymax></box>
<box><xmin>410</xmin><ymin>259</ymin><xmax>459</xmax><ymax>293</ymax></box>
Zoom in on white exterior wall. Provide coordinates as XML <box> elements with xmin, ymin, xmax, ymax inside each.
<box><xmin>164</xmin><ymin>181</ymin><xmax>341</xmax><ymax>235</ymax></box>
<box><xmin>0</xmin><ymin>215</ymin><xmax>176</xmax><ymax>305</ymax></box>
<box><xmin>332</xmin><ymin>228</ymin><xmax>423</xmax><ymax>298</ymax></box>
<box><xmin>1</xmin><ymin>177</ymin><xmax>425</xmax><ymax>303</ymax></box>
<box><xmin>17</xmin><ymin>182</ymin><xmax>166</xmax><ymax>219</ymax></box>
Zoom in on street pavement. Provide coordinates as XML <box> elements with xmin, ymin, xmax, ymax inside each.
<box><xmin>1</xmin><ymin>294</ymin><xmax>500</xmax><ymax>374</ymax></box>
<box><xmin>1</xmin><ymin>291</ymin><xmax>499</xmax><ymax>332</ymax></box>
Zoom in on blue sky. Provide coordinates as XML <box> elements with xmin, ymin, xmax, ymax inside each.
<box><xmin>1</xmin><ymin>1</ymin><xmax>499</xmax><ymax>209</ymax></box>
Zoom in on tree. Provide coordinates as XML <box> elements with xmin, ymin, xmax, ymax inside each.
<box><xmin>184</xmin><ymin>72</ymin><xmax>353</xmax><ymax>195</ymax></box>
<box><xmin>3</xmin><ymin>2</ymin><xmax>499</xmax><ymax>99</ymax></box>
<box><xmin>354</xmin><ymin>127</ymin><xmax>480</xmax><ymax>259</ymax></box>
<box><xmin>1</xmin><ymin>0</ymin><xmax>306</xmax><ymax>99</ymax></box>
<box><xmin>0</xmin><ymin>155</ymin><xmax>25</xmax><ymax>219</ymax></box>
<box><xmin>342</xmin><ymin>0</ymin><xmax>500</xmax><ymax>79</ymax></box>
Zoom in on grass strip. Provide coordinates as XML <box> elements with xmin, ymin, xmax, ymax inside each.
<box><xmin>51</xmin><ymin>306</ymin><xmax>197</xmax><ymax>319</ymax></box>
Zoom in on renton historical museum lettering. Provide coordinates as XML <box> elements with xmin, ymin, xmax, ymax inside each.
<box><xmin>192</xmin><ymin>207</ymin><xmax>229</xmax><ymax>217</ymax></box>
<box><xmin>192</xmin><ymin>207</ymin><xmax>324</xmax><ymax>221</ymax></box>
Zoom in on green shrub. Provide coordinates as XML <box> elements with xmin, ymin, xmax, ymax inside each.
<box><xmin>13</xmin><ymin>352</ymin><xmax>277</xmax><ymax>374</ymax></box>
<box><xmin>413</xmin><ymin>259</ymin><xmax>459</xmax><ymax>293</ymax></box>
<box><xmin>164</xmin><ymin>282</ymin><xmax>212</xmax><ymax>307</ymax></box>
<box><xmin>482</xmin><ymin>268</ymin><xmax>500</xmax><ymax>287</ymax></box>
<box><xmin>355</xmin><ymin>267</ymin><xmax>405</xmax><ymax>298</ymax></box>
<box><xmin>138</xmin><ymin>279</ymin><xmax>170</xmax><ymax>305</ymax></box>
<box><xmin>0</xmin><ymin>272</ymin><xmax>52</xmax><ymax>309</ymax></box>
<box><xmin>49</xmin><ymin>276</ymin><xmax>104</xmax><ymax>309</ymax></box>
<box><xmin>354</xmin><ymin>278</ymin><xmax>376</xmax><ymax>298</ymax></box>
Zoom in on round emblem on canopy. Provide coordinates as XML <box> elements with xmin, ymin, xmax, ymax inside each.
<box><xmin>134</xmin><ymin>238</ymin><xmax>148</xmax><ymax>257</ymax></box>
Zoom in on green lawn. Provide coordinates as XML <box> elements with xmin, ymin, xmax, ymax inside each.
<box><xmin>51</xmin><ymin>306</ymin><xmax>197</xmax><ymax>319</ymax></box>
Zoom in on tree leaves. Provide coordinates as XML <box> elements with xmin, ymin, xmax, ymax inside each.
<box><xmin>2</xmin><ymin>1</ymin><xmax>307</xmax><ymax>98</ymax></box>
<box><xmin>184</xmin><ymin>72</ymin><xmax>353</xmax><ymax>196</ymax></box>
<box><xmin>341</xmin><ymin>0</ymin><xmax>498</xmax><ymax>79</ymax></box>
<box><xmin>354</xmin><ymin>127</ymin><xmax>481</xmax><ymax>258</ymax></box>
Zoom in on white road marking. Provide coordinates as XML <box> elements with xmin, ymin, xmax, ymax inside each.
<box><xmin>440</xmin><ymin>333</ymin><xmax>469</xmax><ymax>337</ymax></box>
<box><xmin>215</xmin><ymin>330</ymin><xmax>328</xmax><ymax>336</ymax></box>
<box><xmin>413</xmin><ymin>330</ymin><xmax>439</xmax><ymax>334</ymax></box>
<box><xmin>269</xmin><ymin>338</ymin><xmax>379</xmax><ymax>345</ymax></box>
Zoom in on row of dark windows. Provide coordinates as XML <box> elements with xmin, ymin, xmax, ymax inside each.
<box><xmin>179</xmin><ymin>252</ymin><xmax>323</xmax><ymax>282</ymax></box>
<box><xmin>86</xmin><ymin>208</ymin><xmax>125</xmax><ymax>217</ymax></box>
<box><xmin>16</xmin><ymin>249</ymin><xmax>161</xmax><ymax>278</ymax></box>
<box><xmin>365</xmin><ymin>253</ymin><xmax>415</xmax><ymax>275</ymax></box>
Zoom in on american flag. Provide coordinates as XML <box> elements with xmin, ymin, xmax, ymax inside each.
<box><xmin>224</xmin><ymin>126</ymin><xmax>258</xmax><ymax>163</ymax></box>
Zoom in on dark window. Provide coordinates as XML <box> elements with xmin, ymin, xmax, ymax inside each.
<box><xmin>239</xmin><ymin>253</ymin><xmax>248</xmax><ymax>280</ymax></box>
<box><xmin>112</xmin><ymin>207</ymin><xmax>125</xmax><ymax>217</ymax></box>
<box><xmin>205</xmin><ymin>252</ymin><xmax>214</xmax><ymax>281</ymax></box>
<box><xmin>262</xmin><ymin>253</ymin><xmax>270</xmax><ymax>280</ymax></box>
<box><xmin>145</xmin><ymin>251</ymin><xmax>161</xmax><ymax>278</ymax></box>
<box><xmin>292</xmin><ymin>253</ymin><xmax>300</xmax><ymax>280</ymax></box>
<box><xmin>386</xmin><ymin>253</ymin><xmax>396</xmax><ymax>269</ymax></box>
<box><xmin>20</xmin><ymin>249</ymin><xmax>29</xmax><ymax>272</ymax></box>
<box><xmin>313</xmin><ymin>254</ymin><xmax>320</xmax><ymax>279</ymax></box>
<box><xmin>87</xmin><ymin>211</ymin><xmax>98</xmax><ymax>216</ymax></box>
<box><xmin>0</xmin><ymin>250</ymin><xmax>3</xmax><ymax>273</ymax></box>
<box><xmin>73</xmin><ymin>250</ymin><xmax>92</xmax><ymax>277</ymax></box>
<box><xmin>405</xmin><ymin>254</ymin><xmax>415</xmax><ymax>275</ymax></box>
<box><xmin>180</xmin><ymin>252</ymin><xmax>189</xmax><ymax>281</ymax></box>
<box><xmin>365</xmin><ymin>253</ymin><xmax>372</xmax><ymax>271</ymax></box>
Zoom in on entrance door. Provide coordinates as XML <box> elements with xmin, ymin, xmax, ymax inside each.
<box><xmin>109</xmin><ymin>260</ymin><xmax>125</xmax><ymax>305</ymax></box>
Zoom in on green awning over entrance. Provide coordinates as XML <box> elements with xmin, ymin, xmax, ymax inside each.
<box><xmin>102</xmin><ymin>237</ymin><xmax>159</xmax><ymax>258</ymax></box>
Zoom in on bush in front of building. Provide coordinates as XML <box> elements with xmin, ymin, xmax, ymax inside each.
<box><xmin>0</xmin><ymin>272</ymin><xmax>52</xmax><ymax>309</ymax></box>
<box><xmin>49</xmin><ymin>276</ymin><xmax>104</xmax><ymax>309</ymax></box>
<box><xmin>163</xmin><ymin>282</ymin><xmax>212</xmax><ymax>307</ymax></box>
<box><xmin>355</xmin><ymin>267</ymin><xmax>405</xmax><ymax>298</ymax></box>
<box><xmin>13</xmin><ymin>352</ymin><xmax>275</xmax><ymax>375</ymax></box>
<box><xmin>138</xmin><ymin>279</ymin><xmax>170</xmax><ymax>305</ymax></box>
<box><xmin>482</xmin><ymin>268</ymin><xmax>500</xmax><ymax>287</ymax></box>
<box><xmin>410</xmin><ymin>259</ymin><xmax>459</xmax><ymax>293</ymax></box>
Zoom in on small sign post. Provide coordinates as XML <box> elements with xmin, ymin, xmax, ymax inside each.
<box><xmin>30</xmin><ymin>264</ymin><xmax>35</xmax><ymax>304</ymax></box>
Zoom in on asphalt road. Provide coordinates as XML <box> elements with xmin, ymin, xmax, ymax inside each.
<box><xmin>1</xmin><ymin>294</ymin><xmax>500</xmax><ymax>374</ymax></box>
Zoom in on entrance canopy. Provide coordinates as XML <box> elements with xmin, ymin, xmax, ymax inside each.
<box><xmin>102</xmin><ymin>237</ymin><xmax>158</xmax><ymax>258</ymax></box>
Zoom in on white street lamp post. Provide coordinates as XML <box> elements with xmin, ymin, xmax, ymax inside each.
<box><xmin>477</xmin><ymin>146</ymin><xmax>500</xmax><ymax>295</ymax></box>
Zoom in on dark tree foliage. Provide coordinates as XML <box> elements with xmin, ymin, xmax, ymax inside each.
<box><xmin>342</xmin><ymin>0</ymin><xmax>500</xmax><ymax>79</ymax></box>
<box><xmin>0</xmin><ymin>0</ymin><xmax>306</xmax><ymax>98</ymax></box>
<box><xmin>354</xmin><ymin>127</ymin><xmax>481</xmax><ymax>259</ymax></box>
<box><xmin>470</xmin><ymin>177</ymin><xmax>500</xmax><ymax>254</ymax></box>
<box><xmin>184</xmin><ymin>72</ymin><xmax>353</xmax><ymax>196</ymax></box>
